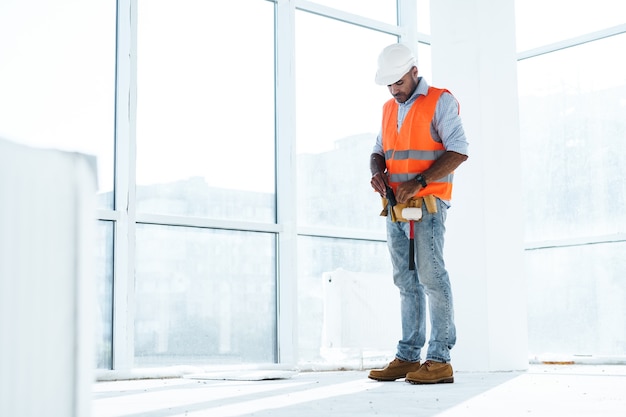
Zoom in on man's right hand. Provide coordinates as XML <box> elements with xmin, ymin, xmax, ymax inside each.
<box><xmin>370</xmin><ymin>171</ymin><xmax>388</xmax><ymax>197</ymax></box>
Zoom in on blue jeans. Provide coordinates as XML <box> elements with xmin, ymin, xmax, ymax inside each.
<box><xmin>386</xmin><ymin>198</ymin><xmax>456</xmax><ymax>363</ymax></box>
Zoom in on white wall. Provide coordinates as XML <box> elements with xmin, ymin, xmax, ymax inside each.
<box><xmin>0</xmin><ymin>139</ymin><xmax>97</xmax><ymax>417</ymax></box>
<box><xmin>431</xmin><ymin>0</ymin><xmax>529</xmax><ymax>371</ymax></box>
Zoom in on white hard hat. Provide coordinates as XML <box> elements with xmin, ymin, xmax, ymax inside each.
<box><xmin>375</xmin><ymin>43</ymin><xmax>416</xmax><ymax>85</ymax></box>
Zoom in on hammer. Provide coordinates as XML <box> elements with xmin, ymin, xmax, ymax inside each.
<box><xmin>401</xmin><ymin>207</ymin><xmax>422</xmax><ymax>270</ymax></box>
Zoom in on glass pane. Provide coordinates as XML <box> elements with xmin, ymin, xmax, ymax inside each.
<box><xmin>416</xmin><ymin>43</ymin><xmax>432</xmax><ymax>83</ymax></box>
<box><xmin>416</xmin><ymin>0</ymin><xmax>431</xmax><ymax>35</ymax></box>
<box><xmin>136</xmin><ymin>0</ymin><xmax>275</xmax><ymax>222</ymax></box>
<box><xmin>95</xmin><ymin>221</ymin><xmax>114</xmax><ymax>369</ymax></box>
<box><xmin>0</xmin><ymin>0</ymin><xmax>116</xmax><ymax>209</ymax></box>
<box><xmin>525</xmin><ymin>242</ymin><xmax>626</xmax><ymax>357</ymax></box>
<box><xmin>305</xmin><ymin>0</ymin><xmax>397</xmax><ymax>24</ymax></box>
<box><xmin>515</xmin><ymin>0</ymin><xmax>626</xmax><ymax>51</ymax></box>
<box><xmin>134</xmin><ymin>224</ymin><xmax>276</xmax><ymax>365</ymax></box>
<box><xmin>297</xmin><ymin>236</ymin><xmax>393</xmax><ymax>367</ymax></box>
<box><xmin>518</xmin><ymin>34</ymin><xmax>626</xmax><ymax>242</ymax></box>
<box><xmin>295</xmin><ymin>11</ymin><xmax>396</xmax><ymax>232</ymax></box>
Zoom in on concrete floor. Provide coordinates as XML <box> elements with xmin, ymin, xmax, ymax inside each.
<box><xmin>92</xmin><ymin>365</ymin><xmax>626</xmax><ymax>417</ymax></box>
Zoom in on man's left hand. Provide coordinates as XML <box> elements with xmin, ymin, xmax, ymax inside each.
<box><xmin>395</xmin><ymin>181</ymin><xmax>421</xmax><ymax>204</ymax></box>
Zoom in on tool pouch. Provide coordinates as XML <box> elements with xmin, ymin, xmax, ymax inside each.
<box><xmin>380</xmin><ymin>194</ymin><xmax>438</xmax><ymax>222</ymax></box>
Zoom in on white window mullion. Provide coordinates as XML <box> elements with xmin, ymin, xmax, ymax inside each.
<box><xmin>517</xmin><ymin>23</ymin><xmax>626</xmax><ymax>61</ymax></box>
<box><xmin>275</xmin><ymin>0</ymin><xmax>298</xmax><ymax>365</ymax></box>
<box><xmin>397</xmin><ymin>0</ymin><xmax>417</xmax><ymax>45</ymax></box>
<box><xmin>295</xmin><ymin>0</ymin><xmax>401</xmax><ymax>35</ymax></box>
<box><xmin>112</xmin><ymin>0</ymin><xmax>138</xmax><ymax>371</ymax></box>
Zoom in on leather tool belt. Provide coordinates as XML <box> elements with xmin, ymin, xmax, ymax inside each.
<box><xmin>380</xmin><ymin>194</ymin><xmax>438</xmax><ymax>222</ymax></box>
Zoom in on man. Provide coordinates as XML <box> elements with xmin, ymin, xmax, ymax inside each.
<box><xmin>368</xmin><ymin>43</ymin><xmax>469</xmax><ymax>384</ymax></box>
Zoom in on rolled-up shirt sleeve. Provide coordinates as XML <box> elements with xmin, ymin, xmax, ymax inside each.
<box><xmin>434</xmin><ymin>92</ymin><xmax>469</xmax><ymax>156</ymax></box>
<box><xmin>372</xmin><ymin>128</ymin><xmax>384</xmax><ymax>156</ymax></box>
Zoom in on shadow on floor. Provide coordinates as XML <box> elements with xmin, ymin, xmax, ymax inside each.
<box><xmin>93</xmin><ymin>369</ymin><xmax>523</xmax><ymax>417</ymax></box>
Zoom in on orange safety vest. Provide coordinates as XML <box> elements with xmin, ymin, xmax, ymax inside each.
<box><xmin>381</xmin><ymin>86</ymin><xmax>455</xmax><ymax>201</ymax></box>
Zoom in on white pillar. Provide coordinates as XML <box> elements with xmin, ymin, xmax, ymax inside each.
<box><xmin>430</xmin><ymin>0</ymin><xmax>528</xmax><ymax>371</ymax></box>
<box><xmin>0</xmin><ymin>139</ymin><xmax>96</xmax><ymax>416</ymax></box>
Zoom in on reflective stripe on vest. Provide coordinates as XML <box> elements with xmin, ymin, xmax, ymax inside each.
<box><xmin>381</xmin><ymin>86</ymin><xmax>454</xmax><ymax>201</ymax></box>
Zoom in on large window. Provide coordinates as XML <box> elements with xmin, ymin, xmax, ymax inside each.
<box><xmin>516</xmin><ymin>1</ymin><xmax>626</xmax><ymax>359</ymax></box>
<box><xmin>525</xmin><ymin>243</ymin><xmax>626</xmax><ymax>357</ymax></box>
<box><xmin>0</xmin><ymin>0</ymin><xmax>116</xmax><ymax>208</ymax></box>
<box><xmin>294</xmin><ymin>7</ymin><xmax>399</xmax><ymax>367</ymax></box>
<box><xmin>295</xmin><ymin>10</ymin><xmax>394</xmax><ymax>232</ymax></box>
<box><xmin>134</xmin><ymin>225</ymin><xmax>277</xmax><ymax>365</ymax></box>
<box><xmin>297</xmin><ymin>237</ymin><xmax>393</xmax><ymax>366</ymax></box>
<box><xmin>68</xmin><ymin>0</ymin><xmax>426</xmax><ymax>371</ymax></box>
<box><xmin>130</xmin><ymin>0</ymin><xmax>276</xmax><ymax>367</ymax></box>
<box><xmin>136</xmin><ymin>0</ymin><xmax>275</xmax><ymax>222</ymax></box>
<box><xmin>8</xmin><ymin>0</ymin><xmax>624</xmax><ymax>374</ymax></box>
<box><xmin>518</xmin><ymin>34</ymin><xmax>626</xmax><ymax>242</ymax></box>
<box><xmin>114</xmin><ymin>0</ymin><xmax>428</xmax><ymax>370</ymax></box>
<box><xmin>515</xmin><ymin>0</ymin><xmax>626</xmax><ymax>51</ymax></box>
<box><xmin>95</xmin><ymin>222</ymin><xmax>114</xmax><ymax>369</ymax></box>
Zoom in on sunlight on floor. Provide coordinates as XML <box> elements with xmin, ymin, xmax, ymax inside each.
<box><xmin>93</xmin><ymin>366</ymin><xmax>626</xmax><ymax>417</ymax></box>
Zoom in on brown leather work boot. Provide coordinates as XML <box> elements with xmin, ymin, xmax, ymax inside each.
<box><xmin>368</xmin><ymin>358</ymin><xmax>422</xmax><ymax>381</ymax></box>
<box><xmin>405</xmin><ymin>360</ymin><xmax>454</xmax><ymax>384</ymax></box>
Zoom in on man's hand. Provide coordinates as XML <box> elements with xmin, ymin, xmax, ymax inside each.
<box><xmin>370</xmin><ymin>171</ymin><xmax>388</xmax><ymax>197</ymax></box>
<box><xmin>370</xmin><ymin>153</ymin><xmax>388</xmax><ymax>197</ymax></box>
<box><xmin>395</xmin><ymin>180</ymin><xmax>421</xmax><ymax>204</ymax></box>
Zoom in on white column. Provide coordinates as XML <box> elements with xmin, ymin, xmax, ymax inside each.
<box><xmin>0</xmin><ymin>139</ymin><xmax>97</xmax><ymax>416</ymax></box>
<box><xmin>430</xmin><ymin>0</ymin><xmax>528</xmax><ymax>371</ymax></box>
